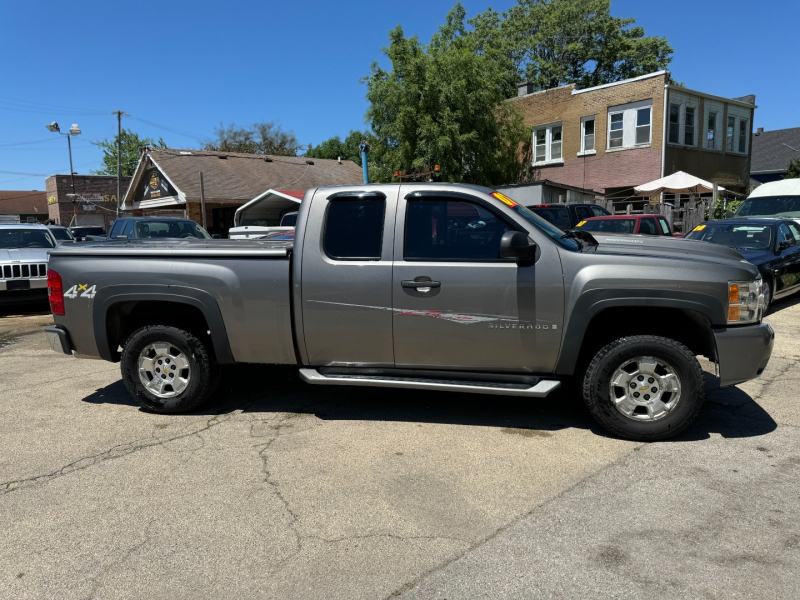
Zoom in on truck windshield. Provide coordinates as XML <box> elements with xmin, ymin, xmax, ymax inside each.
<box><xmin>135</xmin><ymin>221</ymin><xmax>211</xmax><ymax>239</ymax></box>
<box><xmin>576</xmin><ymin>219</ymin><xmax>637</xmax><ymax>234</ymax></box>
<box><xmin>735</xmin><ymin>196</ymin><xmax>800</xmax><ymax>218</ymax></box>
<box><xmin>686</xmin><ymin>223</ymin><xmax>773</xmax><ymax>250</ymax></box>
<box><xmin>0</xmin><ymin>228</ymin><xmax>56</xmax><ymax>249</ymax></box>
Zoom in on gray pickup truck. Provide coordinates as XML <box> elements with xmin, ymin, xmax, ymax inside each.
<box><xmin>44</xmin><ymin>183</ymin><xmax>774</xmax><ymax>441</ymax></box>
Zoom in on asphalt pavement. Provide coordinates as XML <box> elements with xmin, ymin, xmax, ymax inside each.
<box><xmin>0</xmin><ymin>299</ymin><xmax>797</xmax><ymax>599</ymax></box>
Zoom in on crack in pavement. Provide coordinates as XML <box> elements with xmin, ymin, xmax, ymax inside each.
<box><xmin>84</xmin><ymin>518</ymin><xmax>157</xmax><ymax>600</ymax></box>
<box><xmin>0</xmin><ymin>414</ymin><xmax>230</xmax><ymax>495</ymax></box>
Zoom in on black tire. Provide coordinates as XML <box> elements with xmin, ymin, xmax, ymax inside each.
<box><xmin>121</xmin><ymin>325</ymin><xmax>220</xmax><ymax>414</ymax></box>
<box><xmin>582</xmin><ymin>335</ymin><xmax>705</xmax><ymax>441</ymax></box>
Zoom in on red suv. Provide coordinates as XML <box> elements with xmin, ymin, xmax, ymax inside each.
<box><xmin>574</xmin><ymin>214</ymin><xmax>678</xmax><ymax>236</ymax></box>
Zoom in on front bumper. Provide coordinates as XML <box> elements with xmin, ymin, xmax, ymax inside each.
<box><xmin>714</xmin><ymin>323</ymin><xmax>774</xmax><ymax>387</ymax></box>
<box><xmin>45</xmin><ymin>325</ymin><xmax>73</xmax><ymax>355</ymax></box>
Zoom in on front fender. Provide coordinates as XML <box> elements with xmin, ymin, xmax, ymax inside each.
<box><xmin>554</xmin><ymin>288</ymin><xmax>726</xmax><ymax>375</ymax></box>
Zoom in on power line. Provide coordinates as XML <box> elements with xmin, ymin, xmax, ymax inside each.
<box><xmin>127</xmin><ymin>116</ymin><xmax>207</xmax><ymax>142</ymax></box>
<box><xmin>0</xmin><ymin>94</ymin><xmax>107</xmax><ymax>115</ymax></box>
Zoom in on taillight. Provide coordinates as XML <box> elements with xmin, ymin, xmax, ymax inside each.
<box><xmin>48</xmin><ymin>269</ymin><xmax>65</xmax><ymax>316</ymax></box>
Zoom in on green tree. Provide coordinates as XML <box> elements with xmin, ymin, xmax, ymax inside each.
<box><xmin>465</xmin><ymin>0</ymin><xmax>673</xmax><ymax>92</ymax></box>
<box><xmin>306</xmin><ymin>131</ymin><xmax>393</xmax><ymax>182</ymax></box>
<box><xmin>204</xmin><ymin>122</ymin><xmax>301</xmax><ymax>156</ymax></box>
<box><xmin>364</xmin><ymin>18</ymin><xmax>528</xmax><ymax>186</ymax></box>
<box><xmin>786</xmin><ymin>157</ymin><xmax>800</xmax><ymax>179</ymax></box>
<box><xmin>92</xmin><ymin>129</ymin><xmax>166</xmax><ymax>177</ymax></box>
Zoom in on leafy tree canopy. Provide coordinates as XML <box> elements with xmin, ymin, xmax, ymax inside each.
<box><xmin>364</xmin><ymin>20</ymin><xmax>528</xmax><ymax>186</ymax></box>
<box><xmin>464</xmin><ymin>0</ymin><xmax>674</xmax><ymax>93</ymax></box>
<box><xmin>92</xmin><ymin>129</ymin><xmax>166</xmax><ymax>177</ymax></box>
<box><xmin>306</xmin><ymin>130</ymin><xmax>393</xmax><ymax>182</ymax></box>
<box><xmin>204</xmin><ymin>121</ymin><xmax>301</xmax><ymax>156</ymax></box>
<box><xmin>786</xmin><ymin>157</ymin><xmax>800</xmax><ymax>179</ymax></box>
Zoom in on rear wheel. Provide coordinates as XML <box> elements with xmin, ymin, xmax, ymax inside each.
<box><xmin>582</xmin><ymin>335</ymin><xmax>705</xmax><ymax>441</ymax></box>
<box><xmin>121</xmin><ymin>325</ymin><xmax>219</xmax><ymax>414</ymax></box>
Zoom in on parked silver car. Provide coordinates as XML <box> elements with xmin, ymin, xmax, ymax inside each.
<box><xmin>0</xmin><ymin>224</ymin><xmax>55</xmax><ymax>307</ymax></box>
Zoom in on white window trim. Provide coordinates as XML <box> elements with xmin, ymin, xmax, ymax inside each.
<box><xmin>635</xmin><ymin>106</ymin><xmax>652</xmax><ymax>147</ymax></box>
<box><xmin>605</xmin><ymin>99</ymin><xmax>653</xmax><ymax>151</ymax></box>
<box><xmin>667</xmin><ymin>93</ymin><xmax>699</xmax><ymax>148</ymax></box>
<box><xmin>736</xmin><ymin>117</ymin><xmax>749</xmax><ymax>155</ymax></box>
<box><xmin>724</xmin><ymin>106</ymin><xmax>751</xmax><ymax>155</ymax></box>
<box><xmin>578</xmin><ymin>115</ymin><xmax>596</xmax><ymax>156</ymax></box>
<box><xmin>706</xmin><ymin>110</ymin><xmax>719</xmax><ymax>151</ymax></box>
<box><xmin>532</xmin><ymin>121</ymin><xmax>564</xmax><ymax>166</ymax></box>
<box><xmin>683</xmin><ymin>105</ymin><xmax>697</xmax><ymax>148</ymax></box>
<box><xmin>607</xmin><ymin>110</ymin><xmax>625</xmax><ymax>151</ymax></box>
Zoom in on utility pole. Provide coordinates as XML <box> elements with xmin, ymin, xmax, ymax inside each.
<box><xmin>359</xmin><ymin>140</ymin><xmax>370</xmax><ymax>184</ymax></box>
<box><xmin>112</xmin><ymin>111</ymin><xmax>128</xmax><ymax>218</ymax></box>
<box><xmin>199</xmin><ymin>172</ymin><xmax>207</xmax><ymax>230</ymax></box>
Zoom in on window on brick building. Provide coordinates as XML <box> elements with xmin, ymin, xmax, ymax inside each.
<box><xmin>609</xmin><ymin>113</ymin><xmax>623</xmax><ymax>148</ymax></box>
<box><xmin>684</xmin><ymin>106</ymin><xmax>696</xmax><ymax>146</ymax></box>
<box><xmin>636</xmin><ymin>107</ymin><xmax>651</xmax><ymax>145</ymax></box>
<box><xmin>580</xmin><ymin>116</ymin><xmax>595</xmax><ymax>154</ymax></box>
<box><xmin>532</xmin><ymin>122</ymin><xmax>563</xmax><ymax>165</ymax></box>
<box><xmin>606</xmin><ymin>100</ymin><xmax>652</xmax><ymax>151</ymax></box>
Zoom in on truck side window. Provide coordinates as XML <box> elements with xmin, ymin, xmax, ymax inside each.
<box><xmin>404</xmin><ymin>199</ymin><xmax>513</xmax><ymax>261</ymax></box>
<box><xmin>658</xmin><ymin>217</ymin><xmax>671</xmax><ymax>235</ymax></box>
<box><xmin>638</xmin><ymin>218</ymin><xmax>659</xmax><ymax>235</ymax></box>
<box><xmin>573</xmin><ymin>206</ymin><xmax>593</xmax><ymax>221</ymax></box>
<box><xmin>109</xmin><ymin>220</ymin><xmax>124</xmax><ymax>239</ymax></box>
<box><xmin>123</xmin><ymin>220</ymin><xmax>135</xmax><ymax>238</ymax></box>
<box><xmin>324</xmin><ymin>198</ymin><xmax>385</xmax><ymax>260</ymax></box>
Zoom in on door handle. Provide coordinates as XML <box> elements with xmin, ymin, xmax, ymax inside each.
<box><xmin>402</xmin><ymin>280</ymin><xmax>441</xmax><ymax>289</ymax></box>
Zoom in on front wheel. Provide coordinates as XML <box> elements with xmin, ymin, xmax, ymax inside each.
<box><xmin>582</xmin><ymin>335</ymin><xmax>705</xmax><ymax>441</ymax></box>
<box><xmin>121</xmin><ymin>325</ymin><xmax>220</xmax><ymax>414</ymax></box>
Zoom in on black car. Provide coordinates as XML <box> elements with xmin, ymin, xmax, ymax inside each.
<box><xmin>69</xmin><ymin>226</ymin><xmax>106</xmax><ymax>241</ymax></box>
<box><xmin>106</xmin><ymin>217</ymin><xmax>212</xmax><ymax>240</ymax></box>
<box><xmin>685</xmin><ymin>218</ymin><xmax>800</xmax><ymax>311</ymax></box>
<box><xmin>527</xmin><ymin>203</ymin><xmax>611</xmax><ymax>230</ymax></box>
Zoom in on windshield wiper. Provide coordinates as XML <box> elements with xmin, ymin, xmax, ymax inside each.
<box><xmin>561</xmin><ymin>229</ymin><xmax>598</xmax><ymax>250</ymax></box>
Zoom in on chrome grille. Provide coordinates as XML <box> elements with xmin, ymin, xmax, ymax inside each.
<box><xmin>1</xmin><ymin>263</ymin><xmax>47</xmax><ymax>279</ymax></box>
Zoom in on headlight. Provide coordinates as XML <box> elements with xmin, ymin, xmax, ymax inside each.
<box><xmin>727</xmin><ymin>279</ymin><xmax>763</xmax><ymax>324</ymax></box>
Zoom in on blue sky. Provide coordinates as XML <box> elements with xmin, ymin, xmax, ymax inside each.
<box><xmin>1</xmin><ymin>0</ymin><xmax>796</xmax><ymax>190</ymax></box>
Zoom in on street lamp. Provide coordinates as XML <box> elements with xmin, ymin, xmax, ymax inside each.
<box><xmin>46</xmin><ymin>121</ymin><xmax>81</xmax><ymax>195</ymax></box>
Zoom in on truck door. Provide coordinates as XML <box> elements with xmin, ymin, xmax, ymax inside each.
<box><xmin>391</xmin><ymin>189</ymin><xmax>564</xmax><ymax>373</ymax></box>
<box><xmin>300</xmin><ymin>187</ymin><xmax>398</xmax><ymax>367</ymax></box>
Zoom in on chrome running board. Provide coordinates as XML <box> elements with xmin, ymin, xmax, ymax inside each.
<box><xmin>298</xmin><ymin>368</ymin><xmax>561</xmax><ymax>397</ymax></box>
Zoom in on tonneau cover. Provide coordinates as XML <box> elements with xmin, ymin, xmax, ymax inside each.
<box><xmin>49</xmin><ymin>239</ymin><xmax>293</xmax><ymax>258</ymax></box>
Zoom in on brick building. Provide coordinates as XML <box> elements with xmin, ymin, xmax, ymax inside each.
<box><xmin>510</xmin><ymin>71</ymin><xmax>756</xmax><ymax>209</ymax></box>
<box><xmin>46</xmin><ymin>174</ymin><xmax>131</xmax><ymax>230</ymax></box>
<box><xmin>121</xmin><ymin>148</ymin><xmax>364</xmax><ymax>236</ymax></box>
<box><xmin>0</xmin><ymin>190</ymin><xmax>48</xmax><ymax>223</ymax></box>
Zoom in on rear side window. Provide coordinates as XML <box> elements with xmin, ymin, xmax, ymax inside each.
<box><xmin>573</xmin><ymin>206</ymin><xmax>593</xmax><ymax>221</ymax></box>
<box><xmin>638</xmin><ymin>218</ymin><xmax>659</xmax><ymax>235</ymax></box>
<box><xmin>109</xmin><ymin>220</ymin><xmax>125</xmax><ymax>238</ymax></box>
<box><xmin>405</xmin><ymin>199</ymin><xmax>513</xmax><ymax>261</ymax></box>
<box><xmin>529</xmin><ymin>206</ymin><xmax>571</xmax><ymax>229</ymax></box>
<box><xmin>123</xmin><ymin>220</ymin><xmax>135</xmax><ymax>238</ymax></box>
<box><xmin>658</xmin><ymin>218</ymin><xmax>671</xmax><ymax>235</ymax></box>
<box><xmin>591</xmin><ymin>205</ymin><xmax>610</xmax><ymax>217</ymax></box>
<box><xmin>324</xmin><ymin>198</ymin><xmax>385</xmax><ymax>260</ymax></box>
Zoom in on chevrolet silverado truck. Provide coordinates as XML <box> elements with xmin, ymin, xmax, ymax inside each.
<box><xmin>44</xmin><ymin>183</ymin><xmax>774</xmax><ymax>441</ymax></box>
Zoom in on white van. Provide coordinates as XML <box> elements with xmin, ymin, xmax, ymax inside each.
<box><xmin>734</xmin><ymin>179</ymin><xmax>800</xmax><ymax>222</ymax></box>
<box><xmin>228</xmin><ymin>189</ymin><xmax>302</xmax><ymax>240</ymax></box>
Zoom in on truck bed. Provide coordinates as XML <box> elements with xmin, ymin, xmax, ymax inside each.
<box><xmin>49</xmin><ymin>239</ymin><xmax>297</xmax><ymax>365</ymax></box>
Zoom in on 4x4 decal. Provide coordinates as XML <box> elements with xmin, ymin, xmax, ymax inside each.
<box><xmin>64</xmin><ymin>284</ymin><xmax>97</xmax><ymax>299</ymax></box>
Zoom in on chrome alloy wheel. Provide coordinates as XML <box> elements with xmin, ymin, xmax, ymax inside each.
<box><xmin>609</xmin><ymin>356</ymin><xmax>682</xmax><ymax>421</ymax></box>
<box><xmin>137</xmin><ymin>342</ymin><xmax>191</xmax><ymax>398</ymax></box>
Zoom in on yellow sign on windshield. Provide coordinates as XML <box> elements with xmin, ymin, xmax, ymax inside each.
<box><xmin>694</xmin><ymin>225</ymin><xmax>706</xmax><ymax>231</ymax></box>
<box><xmin>576</xmin><ymin>220</ymin><xmax>586</xmax><ymax>227</ymax></box>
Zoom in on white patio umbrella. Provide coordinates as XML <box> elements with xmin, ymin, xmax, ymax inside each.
<box><xmin>634</xmin><ymin>170</ymin><xmax>725</xmax><ymax>196</ymax></box>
